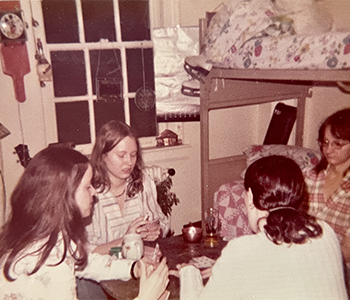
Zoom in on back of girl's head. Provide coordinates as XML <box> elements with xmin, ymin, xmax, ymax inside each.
<box><xmin>0</xmin><ymin>145</ymin><xmax>89</xmax><ymax>280</ymax></box>
<box><xmin>316</xmin><ymin>108</ymin><xmax>350</xmax><ymax>172</ymax></box>
<box><xmin>244</xmin><ymin>155</ymin><xmax>306</xmax><ymax>211</ymax></box>
<box><xmin>244</xmin><ymin>155</ymin><xmax>322</xmax><ymax>244</ymax></box>
<box><xmin>90</xmin><ymin>120</ymin><xmax>144</xmax><ymax>193</ymax></box>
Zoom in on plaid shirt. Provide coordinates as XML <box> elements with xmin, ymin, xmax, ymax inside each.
<box><xmin>304</xmin><ymin>167</ymin><xmax>350</xmax><ymax>243</ymax></box>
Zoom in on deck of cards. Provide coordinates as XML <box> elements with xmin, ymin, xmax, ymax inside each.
<box><xmin>189</xmin><ymin>256</ymin><xmax>216</xmax><ymax>269</ymax></box>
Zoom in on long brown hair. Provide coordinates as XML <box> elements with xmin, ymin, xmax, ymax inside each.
<box><xmin>0</xmin><ymin>145</ymin><xmax>89</xmax><ymax>281</ymax></box>
<box><xmin>316</xmin><ymin>108</ymin><xmax>350</xmax><ymax>174</ymax></box>
<box><xmin>90</xmin><ymin>120</ymin><xmax>144</xmax><ymax>197</ymax></box>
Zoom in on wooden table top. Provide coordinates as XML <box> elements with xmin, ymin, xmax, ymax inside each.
<box><xmin>101</xmin><ymin>234</ymin><xmax>227</xmax><ymax>300</ymax></box>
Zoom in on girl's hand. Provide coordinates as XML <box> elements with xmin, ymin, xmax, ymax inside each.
<box><xmin>125</xmin><ymin>216</ymin><xmax>147</xmax><ymax>235</ymax></box>
<box><xmin>168</xmin><ymin>263</ymin><xmax>191</xmax><ymax>278</ymax></box>
<box><xmin>200</xmin><ymin>267</ymin><xmax>213</xmax><ymax>279</ymax></box>
<box><xmin>139</xmin><ymin>221</ymin><xmax>161</xmax><ymax>241</ymax></box>
<box><xmin>135</xmin><ymin>219</ymin><xmax>161</xmax><ymax>241</ymax></box>
<box><xmin>137</xmin><ymin>258</ymin><xmax>169</xmax><ymax>300</ymax></box>
<box><xmin>169</xmin><ymin>263</ymin><xmax>211</xmax><ymax>280</ymax></box>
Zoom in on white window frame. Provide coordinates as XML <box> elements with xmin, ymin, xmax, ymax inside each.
<box><xmin>29</xmin><ymin>0</ymin><xmax>172</xmax><ymax>155</ymax></box>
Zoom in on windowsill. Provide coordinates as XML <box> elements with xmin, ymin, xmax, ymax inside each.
<box><xmin>142</xmin><ymin>144</ymin><xmax>191</xmax><ymax>163</ymax></box>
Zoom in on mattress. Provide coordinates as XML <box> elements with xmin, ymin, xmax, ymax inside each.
<box><xmin>202</xmin><ymin>0</ymin><xmax>350</xmax><ymax>71</ymax></box>
<box><xmin>212</xmin><ymin>32</ymin><xmax>350</xmax><ymax>70</ymax></box>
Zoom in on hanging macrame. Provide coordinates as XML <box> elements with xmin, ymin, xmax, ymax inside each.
<box><xmin>134</xmin><ymin>45</ymin><xmax>155</xmax><ymax>111</ymax></box>
<box><xmin>96</xmin><ymin>46</ymin><xmax>123</xmax><ymax>103</ymax></box>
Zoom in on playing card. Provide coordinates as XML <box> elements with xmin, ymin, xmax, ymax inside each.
<box><xmin>189</xmin><ymin>256</ymin><xmax>215</xmax><ymax>269</ymax></box>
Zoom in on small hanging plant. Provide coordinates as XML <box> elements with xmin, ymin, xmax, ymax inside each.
<box><xmin>156</xmin><ymin>175</ymin><xmax>180</xmax><ymax>217</ymax></box>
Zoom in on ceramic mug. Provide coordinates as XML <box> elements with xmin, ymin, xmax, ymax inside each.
<box><xmin>122</xmin><ymin>233</ymin><xmax>144</xmax><ymax>260</ymax></box>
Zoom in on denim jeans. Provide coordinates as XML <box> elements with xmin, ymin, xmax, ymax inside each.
<box><xmin>76</xmin><ymin>278</ymin><xmax>109</xmax><ymax>300</ymax></box>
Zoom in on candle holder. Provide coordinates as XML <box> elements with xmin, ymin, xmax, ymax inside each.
<box><xmin>182</xmin><ymin>226</ymin><xmax>203</xmax><ymax>243</ymax></box>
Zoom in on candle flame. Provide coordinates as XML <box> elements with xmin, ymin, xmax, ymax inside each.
<box><xmin>189</xmin><ymin>226</ymin><xmax>196</xmax><ymax>235</ymax></box>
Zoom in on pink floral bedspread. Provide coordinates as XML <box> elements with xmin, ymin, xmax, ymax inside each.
<box><xmin>203</xmin><ymin>0</ymin><xmax>350</xmax><ymax>70</ymax></box>
<box><xmin>213</xmin><ymin>33</ymin><xmax>350</xmax><ymax>70</ymax></box>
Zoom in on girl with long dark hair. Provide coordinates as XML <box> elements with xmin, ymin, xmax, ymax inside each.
<box><xmin>0</xmin><ymin>145</ymin><xmax>168</xmax><ymax>300</ymax></box>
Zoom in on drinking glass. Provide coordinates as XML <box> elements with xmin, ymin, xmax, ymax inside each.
<box><xmin>204</xmin><ymin>207</ymin><xmax>220</xmax><ymax>246</ymax></box>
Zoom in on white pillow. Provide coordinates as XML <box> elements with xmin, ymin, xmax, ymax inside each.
<box><xmin>272</xmin><ymin>0</ymin><xmax>333</xmax><ymax>35</ymax></box>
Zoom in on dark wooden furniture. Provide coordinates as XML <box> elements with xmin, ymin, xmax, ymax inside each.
<box><xmin>101</xmin><ymin>235</ymin><xmax>227</xmax><ymax>300</ymax></box>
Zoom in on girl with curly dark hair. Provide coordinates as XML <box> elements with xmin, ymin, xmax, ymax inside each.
<box><xmin>175</xmin><ymin>156</ymin><xmax>347</xmax><ymax>300</ymax></box>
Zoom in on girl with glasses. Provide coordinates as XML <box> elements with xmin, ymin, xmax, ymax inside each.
<box><xmin>304</xmin><ymin>108</ymin><xmax>350</xmax><ymax>287</ymax></box>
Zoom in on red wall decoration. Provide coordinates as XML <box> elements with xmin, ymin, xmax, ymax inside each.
<box><xmin>0</xmin><ymin>1</ymin><xmax>30</xmax><ymax>102</ymax></box>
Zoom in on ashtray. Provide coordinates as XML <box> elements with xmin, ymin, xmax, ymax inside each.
<box><xmin>182</xmin><ymin>226</ymin><xmax>203</xmax><ymax>243</ymax></box>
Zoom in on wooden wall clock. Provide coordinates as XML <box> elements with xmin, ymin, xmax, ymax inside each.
<box><xmin>0</xmin><ymin>1</ymin><xmax>30</xmax><ymax>102</ymax></box>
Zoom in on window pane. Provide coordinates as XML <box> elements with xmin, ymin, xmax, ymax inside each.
<box><xmin>129</xmin><ymin>98</ymin><xmax>156</xmax><ymax>137</ymax></box>
<box><xmin>51</xmin><ymin>51</ymin><xmax>87</xmax><ymax>97</ymax></box>
<box><xmin>56</xmin><ymin>101</ymin><xmax>90</xmax><ymax>145</ymax></box>
<box><xmin>82</xmin><ymin>0</ymin><xmax>116</xmax><ymax>43</ymax></box>
<box><xmin>42</xmin><ymin>0</ymin><xmax>79</xmax><ymax>44</ymax></box>
<box><xmin>126</xmin><ymin>48</ymin><xmax>154</xmax><ymax>93</ymax></box>
<box><xmin>94</xmin><ymin>100</ymin><xmax>125</xmax><ymax>135</ymax></box>
<box><xmin>119</xmin><ymin>0</ymin><xmax>150</xmax><ymax>41</ymax></box>
<box><xmin>90</xmin><ymin>49</ymin><xmax>122</xmax><ymax>95</ymax></box>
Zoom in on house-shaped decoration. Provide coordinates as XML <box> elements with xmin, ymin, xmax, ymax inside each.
<box><xmin>156</xmin><ymin>129</ymin><xmax>180</xmax><ymax>147</ymax></box>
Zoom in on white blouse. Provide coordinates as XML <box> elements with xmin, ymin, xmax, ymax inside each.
<box><xmin>0</xmin><ymin>237</ymin><xmax>134</xmax><ymax>300</ymax></box>
<box><xmin>85</xmin><ymin>173</ymin><xmax>169</xmax><ymax>250</ymax></box>
<box><xmin>179</xmin><ymin>221</ymin><xmax>348</xmax><ymax>300</ymax></box>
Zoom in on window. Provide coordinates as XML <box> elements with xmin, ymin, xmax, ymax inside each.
<box><xmin>33</xmin><ymin>0</ymin><xmax>157</xmax><ymax>152</ymax></box>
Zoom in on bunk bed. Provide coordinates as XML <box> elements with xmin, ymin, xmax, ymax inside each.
<box><xmin>198</xmin><ymin>1</ymin><xmax>350</xmax><ymax>221</ymax></box>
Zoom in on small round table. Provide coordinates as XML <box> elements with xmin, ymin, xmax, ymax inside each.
<box><xmin>101</xmin><ymin>234</ymin><xmax>227</xmax><ymax>300</ymax></box>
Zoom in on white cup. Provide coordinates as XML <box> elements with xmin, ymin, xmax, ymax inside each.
<box><xmin>122</xmin><ymin>233</ymin><xmax>144</xmax><ymax>260</ymax></box>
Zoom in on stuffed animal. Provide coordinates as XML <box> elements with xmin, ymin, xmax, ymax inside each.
<box><xmin>264</xmin><ymin>15</ymin><xmax>295</xmax><ymax>36</ymax></box>
<box><xmin>271</xmin><ymin>0</ymin><xmax>333</xmax><ymax>35</ymax></box>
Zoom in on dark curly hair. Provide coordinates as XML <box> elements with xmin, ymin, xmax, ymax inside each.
<box><xmin>244</xmin><ymin>155</ymin><xmax>322</xmax><ymax>245</ymax></box>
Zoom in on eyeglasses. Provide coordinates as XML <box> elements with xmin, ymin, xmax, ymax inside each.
<box><xmin>318</xmin><ymin>139</ymin><xmax>350</xmax><ymax>150</ymax></box>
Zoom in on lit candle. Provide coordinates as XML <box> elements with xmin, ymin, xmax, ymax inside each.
<box><xmin>189</xmin><ymin>226</ymin><xmax>196</xmax><ymax>236</ymax></box>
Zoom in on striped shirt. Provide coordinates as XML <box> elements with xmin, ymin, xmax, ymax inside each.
<box><xmin>304</xmin><ymin>167</ymin><xmax>350</xmax><ymax>243</ymax></box>
<box><xmin>85</xmin><ymin>173</ymin><xmax>169</xmax><ymax>249</ymax></box>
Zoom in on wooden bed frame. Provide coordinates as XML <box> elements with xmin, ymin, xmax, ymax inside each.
<box><xmin>199</xmin><ymin>18</ymin><xmax>350</xmax><ymax>221</ymax></box>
